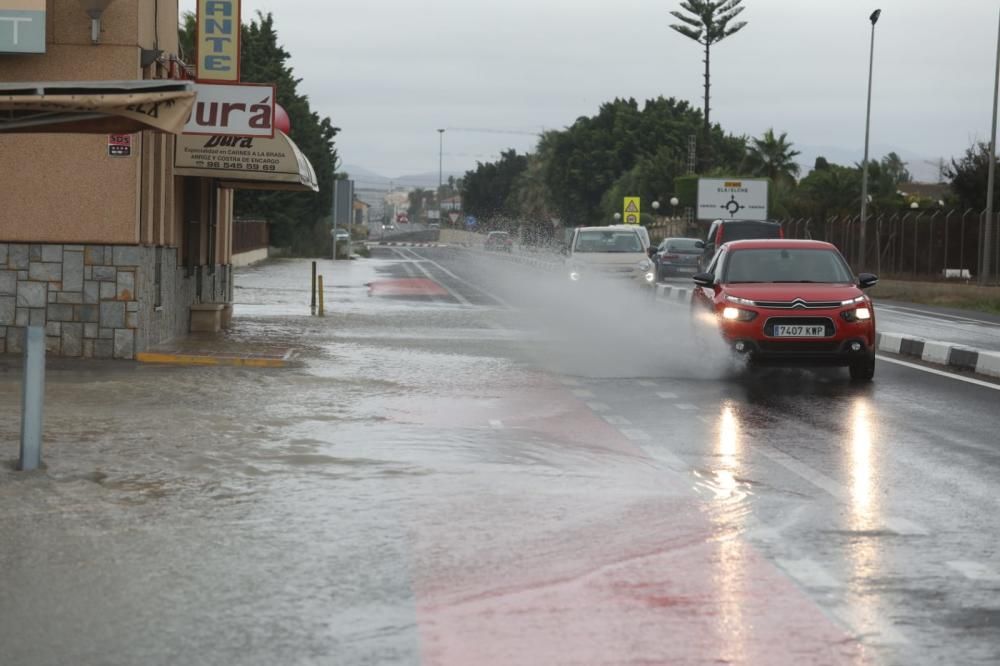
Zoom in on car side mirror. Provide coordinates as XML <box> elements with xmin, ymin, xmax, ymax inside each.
<box><xmin>858</xmin><ymin>273</ymin><xmax>878</xmax><ymax>289</ymax></box>
<box><xmin>692</xmin><ymin>272</ymin><xmax>715</xmax><ymax>287</ymax></box>
<box><xmin>647</xmin><ymin>247</ymin><xmax>657</xmax><ymax>258</ymax></box>
<box><xmin>695</xmin><ymin>240</ymin><xmax>705</xmax><ymax>249</ymax></box>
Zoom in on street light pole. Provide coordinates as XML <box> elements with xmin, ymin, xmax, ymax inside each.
<box><xmin>982</xmin><ymin>8</ymin><xmax>1000</xmax><ymax>285</ymax></box>
<box><xmin>437</xmin><ymin>129</ymin><xmax>445</xmax><ymax>224</ymax></box>
<box><xmin>859</xmin><ymin>8</ymin><xmax>881</xmax><ymax>271</ymax></box>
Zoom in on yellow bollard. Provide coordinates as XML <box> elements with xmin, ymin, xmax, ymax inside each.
<box><xmin>318</xmin><ymin>275</ymin><xmax>325</xmax><ymax>317</ymax></box>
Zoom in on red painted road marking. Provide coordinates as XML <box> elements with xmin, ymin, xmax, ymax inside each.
<box><xmin>398</xmin><ymin>376</ymin><xmax>868</xmax><ymax>665</ymax></box>
<box><xmin>369</xmin><ymin>278</ymin><xmax>449</xmax><ymax>297</ymax></box>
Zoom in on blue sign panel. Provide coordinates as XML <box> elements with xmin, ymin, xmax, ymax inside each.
<box><xmin>0</xmin><ymin>6</ymin><xmax>46</xmax><ymax>54</ymax></box>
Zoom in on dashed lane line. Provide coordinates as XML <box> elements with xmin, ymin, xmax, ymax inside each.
<box><xmin>586</xmin><ymin>402</ymin><xmax>610</xmax><ymax>412</ymax></box>
<box><xmin>619</xmin><ymin>429</ymin><xmax>651</xmax><ymax>442</ymax></box>
<box><xmin>572</xmin><ymin>389</ymin><xmax>594</xmax><ymax>398</ymax></box>
<box><xmin>674</xmin><ymin>403</ymin><xmax>699</xmax><ymax>411</ymax></box>
<box><xmin>489</xmin><ymin>420</ymin><xmax>504</xmax><ymax>429</ymax></box>
<box><xmin>602</xmin><ymin>415</ymin><xmax>632</xmax><ymax>426</ymax></box>
<box><xmin>656</xmin><ymin>392</ymin><xmax>679</xmax><ymax>399</ymax></box>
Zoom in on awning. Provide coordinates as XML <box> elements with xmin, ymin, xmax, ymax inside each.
<box><xmin>0</xmin><ymin>80</ymin><xmax>197</xmax><ymax>134</ymax></box>
<box><xmin>173</xmin><ymin>130</ymin><xmax>319</xmax><ymax>193</ymax></box>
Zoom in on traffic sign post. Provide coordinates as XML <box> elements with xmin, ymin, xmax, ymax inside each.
<box><xmin>623</xmin><ymin>197</ymin><xmax>640</xmax><ymax>225</ymax></box>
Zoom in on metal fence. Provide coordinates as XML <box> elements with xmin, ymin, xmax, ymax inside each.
<box><xmin>233</xmin><ymin>219</ymin><xmax>270</xmax><ymax>255</ymax></box>
<box><xmin>778</xmin><ymin>209</ymin><xmax>1000</xmax><ymax>283</ymax></box>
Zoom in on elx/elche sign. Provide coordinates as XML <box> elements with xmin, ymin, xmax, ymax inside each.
<box><xmin>197</xmin><ymin>0</ymin><xmax>241</xmax><ymax>83</ymax></box>
<box><xmin>184</xmin><ymin>83</ymin><xmax>275</xmax><ymax>138</ymax></box>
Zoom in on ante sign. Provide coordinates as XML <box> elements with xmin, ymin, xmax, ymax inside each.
<box><xmin>0</xmin><ymin>0</ymin><xmax>46</xmax><ymax>54</ymax></box>
<box><xmin>184</xmin><ymin>83</ymin><xmax>275</xmax><ymax>138</ymax></box>
<box><xmin>197</xmin><ymin>0</ymin><xmax>241</xmax><ymax>82</ymax></box>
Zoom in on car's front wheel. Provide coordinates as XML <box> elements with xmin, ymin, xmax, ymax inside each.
<box><xmin>849</xmin><ymin>354</ymin><xmax>876</xmax><ymax>382</ymax></box>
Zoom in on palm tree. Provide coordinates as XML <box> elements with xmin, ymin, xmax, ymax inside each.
<box><xmin>744</xmin><ymin>129</ymin><xmax>801</xmax><ymax>187</ymax></box>
<box><xmin>669</xmin><ymin>1</ymin><xmax>748</xmax><ymax>133</ymax></box>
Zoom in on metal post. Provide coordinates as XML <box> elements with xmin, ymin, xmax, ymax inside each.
<box><xmin>944</xmin><ymin>210</ymin><xmax>955</xmax><ymax>277</ymax></box>
<box><xmin>913</xmin><ymin>212</ymin><xmax>921</xmax><ymax>278</ymax></box>
<box><xmin>437</xmin><ymin>128</ymin><xmax>445</xmax><ymax>225</ymax></box>
<box><xmin>928</xmin><ymin>212</ymin><xmax>939</xmax><ymax>277</ymax></box>
<box><xmin>311</xmin><ymin>261</ymin><xmax>316</xmax><ymax>314</ymax></box>
<box><xmin>859</xmin><ymin>10</ymin><xmax>882</xmax><ymax>269</ymax></box>
<box><xmin>318</xmin><ymin>275</ymin><xmax>325</xmax><ymax>317</ymax></box>
<box><xmin>983</xmin><ymin>7</ymin><xmax>1000</xmax><ymax>285</ymax></box>
<box><xmin>962</xmin><ymin>209</ymin><xmax>972</xmax><ymax>276</ymax></box>
<box><xmin>18</xmin><ymin>326</ymin><xmax>45</xmax><ymax>472</ymax></box>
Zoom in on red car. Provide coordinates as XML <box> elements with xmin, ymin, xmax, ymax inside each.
<box><xmin>691</xmin><ymin>239</ymin><xmax>879</xmax><ymax>381</ymax></box>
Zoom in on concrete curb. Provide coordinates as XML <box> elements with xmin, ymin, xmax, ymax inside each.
<box><xmin>655</xmin><ymin>283</ymin><xmax>692</xmax><ymax>304</ymax></box>
<box><xmin>875</xmin><ymin>333</ymin><xmax>1000</xmax><ymax>380</ymax></box>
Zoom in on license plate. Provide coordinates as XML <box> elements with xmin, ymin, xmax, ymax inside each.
<box><xmin>773</xmin><ymin>325</ymin><xmax>826</xmax><ymax>337</ymax></box>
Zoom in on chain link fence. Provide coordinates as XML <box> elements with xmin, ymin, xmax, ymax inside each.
<box><xmin>778</xmin><ymin>210</ymin><xmax>1000</xmax><ymax>284</ymax></box>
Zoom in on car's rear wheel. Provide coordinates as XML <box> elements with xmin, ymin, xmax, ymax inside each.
<box><xmin>849</xmin><ymin>354</ymin><xmax>876</xmax><ymax>382</ymax></box>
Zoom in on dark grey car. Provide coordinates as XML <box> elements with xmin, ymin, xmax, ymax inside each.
<box><xmin>652</xmin><ymin>237</ymin><xmax>703</xmax><ymax>280</ymax></box>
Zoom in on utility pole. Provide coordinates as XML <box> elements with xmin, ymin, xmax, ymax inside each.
<box><xmin>982</xmin><ymin>8</ymin><xmax>1000</xmax><ymax>285</ymax></box>
<box><xmin>859</xmin><ymin>9</ymin><xmax>882</xmax><ymax>271</ymax></box>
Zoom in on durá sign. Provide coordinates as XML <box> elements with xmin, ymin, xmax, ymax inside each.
<box><xmin>184</xmin><ymin>83</ymin><xmax>275</xmax><ymax>138</ymax></box>
<box><xmin>197</xmin><ymin>0</ymin><xmax>241</xmax><ymax>82</ymax></box>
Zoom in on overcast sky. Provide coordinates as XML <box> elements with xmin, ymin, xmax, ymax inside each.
<box><xmin>180</xmin><ymin>0</ymin><xmax>999</xmax><ymax>182</ymax></box>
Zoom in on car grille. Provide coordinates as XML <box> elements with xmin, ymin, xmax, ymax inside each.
<box><xmin>758</xmin><ymin>340</ymin><xmax>842</xmax><ymax>353</ymax></box>
<box><xmin>763</xmin><ymin>317</ymin><xmax>836</xmax><ymax>337</ymax></box>
<box><xmin>752</xmin><ymin>298</ymin><xmax>843</xmax><ymax>309</ymax></box>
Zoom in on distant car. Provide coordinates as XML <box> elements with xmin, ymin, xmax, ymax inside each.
<box><xmin>381</xmin><ymin>223</ymin><xmax>396</xmax><ymax>232</ymax></box>
<box><xmin>333</xmin><ymin>228</ymin><xmax>350</xmax><ymax>243</ymax></box>
<box><xmin>700</xmin><ymin>219</ymin><xmax>783</xmax><ymax>270</ymax></box>
<box><xmin>428</xmin><ymin>221</ymin><xmax>441</xmax><ymax>230</ymax></box>
<box><xmin>484</xmin><ymin>231</ymin><xmax>513</xmax><ymax>252</ymax></box>
<box><xmin>691</xmin><ymin>239</ymin><xmax>878</xmax><ymax>381</ymax></box>
<box><xmin>652</xmin><ymin>237</ymin><xmax>703</xmax><ymax>280</ymax></box>
<box><xmin>565</xmin><ymin>226</ymin><xmax>655</xmax><ymax>288</ymax></box>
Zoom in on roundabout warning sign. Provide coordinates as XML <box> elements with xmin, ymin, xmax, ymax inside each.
<box><xmin>623</xmin><ymin>197</ymin><xmax>640</xmax><ymax>225</ymax></box>
<box><xmin>697</xmin><ymin>178</ymin><xmax>769</xmax><ymax>221</ymax></box>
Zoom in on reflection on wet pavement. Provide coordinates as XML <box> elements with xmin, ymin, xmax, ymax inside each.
<box><xmin>0</xmin><ymin>251</ymin><xmax>998</xmax><ymax>665</ymax></box>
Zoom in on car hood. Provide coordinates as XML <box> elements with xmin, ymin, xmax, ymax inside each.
<box><xmin>722</xmin><ymin>283</ymin><xmax>863</xmax><ymax>302</ymax></box>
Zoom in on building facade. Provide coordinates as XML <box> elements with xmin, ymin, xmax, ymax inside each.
<box><xmin>0</xmin><ymin>0</ymin><xmax>234</xmax><ymax>359</ymax></box>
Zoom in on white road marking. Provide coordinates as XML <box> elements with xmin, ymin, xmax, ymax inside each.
<box><xmin>572</xmin><ymin>389</ymin><xmax>594</xmax><ymax>398</ymax></box>
<box><xmin>404</xmin><ymin>248</ymin><xmax>513</xmax><ymax>308</ymax></box>
<box><xmin>619</xmin><ymin>429</ymin><xmax>650</xmax><ymax>442</ymax></box>
<box><xmin>877</xmin><ymin>355</ymin><xmax>1000</xmax><ymax>391</ymax></box>
<box><xmin>603</xmin><ymin>415</ymin><xmax>631</xmax><ymax>425</ymax></box>
<box><xmin>394</xmin><ymin>248</ymin><xmax>472</xmax><ymax>306</ymax></box>
<box><xmin>697</xmin><ymin>415</ymin><xmax>713</xmax><ymax>424</ymax></box>
<box><xmin>586</xmin><ymin>401</ymin><xmax>610</xmax><ymax>412</ymax></box>
<box><xmin>489</xmin><ymin>419</ymin><xmax>504</xmax><ymax>429</ymax></box>
<box><xmin>831</xmin><ymin>605</ymin><xmax>910</xmax><ymax>646</ymax></box>
<box><xmin>946</xmin><ymin>561</ymin><xmax>1000</xmax><ymax>582</ymax></box>
<box><xmin>637</xmin><ymin>380</ymin><xmax>657</xmax><ymax>387</ymax></box>
<box><xmin>884</xmin><ymin>517</ymin><xmax>930</xmax><ymax>536</ymax></box>
<box><xmin>674</xmin><ymin>403</ymin><xmax>699</xmax><ymax>411</ymax></box>
<box><xmin>775</xmin><ymin>559</ymin><xmax>840</xmax><ymax>589</ymax></box>
<box><xmin>656</xmin><ymin>392</ymin><xmax>678</xmax><ymax>399</ymax></box>
<box><xmin>559</xmin><ymin>378</ymin><xmax>580</xmax><ymax>386</ymax></box>
<box><xmin>879</xmin><ymin>303</ymin><xmax>1000</xmax><ymax>328</ymax></box>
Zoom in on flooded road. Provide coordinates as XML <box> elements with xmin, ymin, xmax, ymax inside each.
<box><xmin>1</xmin><ymin>247</ymin><xmax>999</xmax><ymax>665</ymax></box>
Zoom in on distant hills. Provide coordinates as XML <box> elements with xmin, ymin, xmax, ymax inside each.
<box><xmin>344</xmin><ymin>164</ymin><xmax>464</xmax><ymax>190</ymax></box>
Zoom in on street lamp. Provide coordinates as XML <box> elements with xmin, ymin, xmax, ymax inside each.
<box><xmin>77</xmin><ymin>0</ymin><xmax>115</xmax><ymax>43</ymax></box>
<box><xmin>982</xmin><ymin>8</ymin><xmax>1000</xmax><ymax>285</ymax></box>
<box><xmin>910</xmin><ymin>201</ymin><xmax>919</xmax><ymax>209</ymax></box>
<box><xmin>437</xmin><ymin>129</ymin><xmax>445</xmax><ymax>224</ymax></box>
<box><xmin>670</xmin><ymin>196</ymin><xmax>680</xmax><ymax>217</ymax></box>
<box><xmin>858</xmin><ymin>8</ymin><xmax>882</xmax><ymax>270</ymax></box>
<box><xmin>613</xmin><ymin>212</ymin><xmax>622</xmax><ymax>223</ymax></box>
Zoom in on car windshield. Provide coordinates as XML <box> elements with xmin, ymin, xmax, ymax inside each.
<box><xmin>724</xmin><ymin>248</ymin><xmax>854</xmax><ymax>283</ymax></box>
<box><xmin>663</xmin><ymin>239</ymin><xmax>702</xmax><ymax>254</ymax></box>
<box><xmin>574</xmin><ymin>230</ymin><xmax>642</xmax><ymax>253</ymax></box>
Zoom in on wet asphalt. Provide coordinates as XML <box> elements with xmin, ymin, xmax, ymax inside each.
<box><xmin>0</xmin><ymin>246</ymin><xmax>998</xmax><ymax>666</ymax></box>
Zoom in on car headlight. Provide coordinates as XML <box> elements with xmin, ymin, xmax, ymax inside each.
<box><xmin>725</xmin><ymin>294</ymin><xmax>756</xmax><ymax>306</ymax></box>
<box><xmin>842</xmin><ymin>307</ymin><xmax>872</xmax><ymax>322</ymax></box>
<box><xmin>841</xmin><ymin>295</ymin><xmax>866</xmax><ymax>306</ymax></box>
<box><xmin>645</xmin><ymin>271</ymin><xmax>656</xmax><ymax>283</ymax></box>
<box><xmin>638</xmin><ymin>259</ymin><xmax>652</xmax><ymax>271</ymax></box>
<box><xmin>721</xmin><ymin>307</ymin><xmax>758</xmax><ymax>322</ymax></box>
